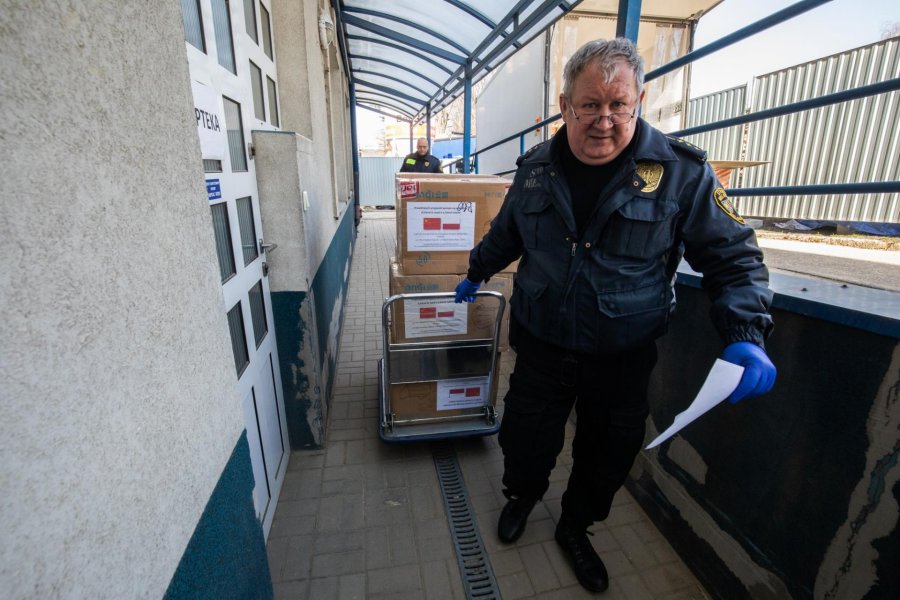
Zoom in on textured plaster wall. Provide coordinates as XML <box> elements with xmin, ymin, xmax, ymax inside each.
<box><xmin>253</xmin><ymin>131</ymin><xmax>328</xmax><ymax>448</ymax></box>
<box><xmin>271</xmin><ymin>0</ymin><xmax>351</xmax><ymax>277</ymax></box>
<box><xmin>1</xmin><ymin>2</ymin><xmax>245</xmax><ymax>597</ymax></box>
<box><xmin>251</xmin><ymin>131</ymin><xmax>311</xmax><ymax>293</ymax></box>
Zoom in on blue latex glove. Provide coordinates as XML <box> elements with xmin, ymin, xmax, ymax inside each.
<box><xmin>454</xmin><ymin>279</ymin><xmax>481</xmax><ymax>303</ymax></box>
<box><xmin>722</xmin><ymin>342</ymin><xmax>776</xmax><ymax>404</ymax></box>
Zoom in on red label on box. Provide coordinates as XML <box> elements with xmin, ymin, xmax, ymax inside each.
<box><xmin>442</xmin><ymin>222</ymin><xmax>460</xmax><ymax>230</ymax></box>
<box><xmin>465</xmin><ymin>387</ymin><xmax>481</xmax><ymax>397</ymax></box>
<box><xmin>449</xmin><ymin>388</ymin><xmax>464</xmax><ymax>395</ymax></box>
<box><xmin>419</xmin><ymin>307</ymin><xmax>437</xmax><ymax>319</ymax></box>
<box><xmin>437</xmin><ymin>310</ymin><xmax>454</xmax><ymax>318</ymax></box>
<box><xmin>399</xmin><ymin>180</ymin><xmax>419</xmax><ymax>199</ymax></box>
<box><xmin>422</xmin><ymin>217</ymin><xmax>441</xmax><ymax>230</ymax></box>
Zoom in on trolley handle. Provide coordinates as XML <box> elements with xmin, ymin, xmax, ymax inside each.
<box><xmin>381</xmin><ymin>290</ymin><xmax>506</xmax><ymax>348</ymax></box>
<box><xmin>380</xmin><ymin>290</ymin><xmax>507</xmax><ymax>391</ymax></box>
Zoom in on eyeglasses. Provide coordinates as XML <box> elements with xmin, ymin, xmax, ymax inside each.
<box><xmin>568</xmin><ymin>104</ymin><xmax>634</xmax><ymax>126</ymax></box>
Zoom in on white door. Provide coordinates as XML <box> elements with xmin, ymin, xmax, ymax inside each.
<box><xmin>183</xmin><ymin>0</ymin><xmax>288</xmax><ymax>537</ymax></box>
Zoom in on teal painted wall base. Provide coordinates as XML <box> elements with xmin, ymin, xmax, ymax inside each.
<box><xmin>272</xmin><ymin>290</ymin><xmax>324</xmax><ymax>449</ymax></box>
<box><xmin>312</xmin><ymin>206</ymin><xmax>357</xmax><ymax>403</ymax></box>
<box><xmin>270</xmin><ymin>207</ymin><xmax>356</xmax><ymax>449</ymax></box>
<box><xmin>164</xmin><ymin>432</ymin><xmax>272</xmax><ymax>599</ymax></box>
<box><xmin>631</xmin><ymin>278</ymin><xmax>900</xmax><ymax>600</ymax></box>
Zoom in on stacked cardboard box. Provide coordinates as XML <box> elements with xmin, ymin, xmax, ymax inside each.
<box><xmin>389</xmin><ymin>260</ymin><xmax>512</xmax><ymax>350</ymax></box>
<box><xmin>394</xmin><ymin>174</ymin><xmax>516</xmax><ymax>275</ymax></box>
<box><xmin>387</xmin><ymin>173</ymin><xmax>516</xmax><ymax>421</ymax></box>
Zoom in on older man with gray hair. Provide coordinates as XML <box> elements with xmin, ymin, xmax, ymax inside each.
<box><xmin>454</xmin><ymin>38</ymin><xmax>776</xmax><ymax>592</ymax></box>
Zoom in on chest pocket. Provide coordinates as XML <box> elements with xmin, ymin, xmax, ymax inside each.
<box><xmin>518</xmin><ymin>193</ymin><xmax>556</xmax><ymax>250</ymax></box>
<box><xmin>601</xmin><ymin>197</ymin><xmax>678</xmax><ymax>260</ymax></box>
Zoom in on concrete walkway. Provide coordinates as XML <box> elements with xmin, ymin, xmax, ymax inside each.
<box><xmin>266</xmin><ymin>210</ymin><xmax>708</xmax><ymax>599</ymax></box>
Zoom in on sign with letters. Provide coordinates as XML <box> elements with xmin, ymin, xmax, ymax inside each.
<box><xmin>206</xmin><ymin>179</ymin><xmax>221</xmax><ymax>201</ymax></box>
<box><xmin>191</xmin><ymin>80</ymin><xmax>226</xmax><ymax>160</ymax></box>
<box><xmin>406</xmin><ymin>202</ymin><xmax>476</xmax><ymax>251</ymax></box>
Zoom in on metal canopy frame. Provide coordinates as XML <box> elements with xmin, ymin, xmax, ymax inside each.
<box><xmin>333</xmin><ymin>0</ymin><xmax>581</xmax><ymax>127</ymax></box>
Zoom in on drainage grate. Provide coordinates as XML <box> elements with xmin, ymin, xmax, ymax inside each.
<box><xmin>432</xmin><ymin>442</ymin><xmax>501</xmax><ymax>599</ymax></box>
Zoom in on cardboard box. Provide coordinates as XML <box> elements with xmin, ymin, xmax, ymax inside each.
<box><xmin>388</xmin><ymin>259</ymin><xmax>512</xmax><ymax>352</ymax></box>
<box><xmin>395</xmin><ymin>174</ymin><xmax>516</xmax><ymax>275</ymax></box>
<box><xmin>388</xmin><ymin>361</ymin><xmax>501</xmax><ymax>421</ymax></box>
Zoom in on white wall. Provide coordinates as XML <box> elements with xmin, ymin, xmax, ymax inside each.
<box><xmin>476</xmin><ymin>33</ymin><xmax>547</xmax><ymax>175</ymax></box>
<box><xmin>0</xmin><ymin>2</ymin><xmax>244</xmax><ymax>596</ymax></box>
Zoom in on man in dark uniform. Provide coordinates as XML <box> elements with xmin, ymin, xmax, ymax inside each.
<box><xmin>454</xmin><ymin>38</ymin><xmax>776</xmax><ymax>593</ymax></box>
<box><xmin>399</xmin><ymin>137</ymin><xmax>442</xmax><ymax>173</ymax></box>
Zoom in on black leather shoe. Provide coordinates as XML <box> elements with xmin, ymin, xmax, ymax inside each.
<box><xmin>555</xmin><ymin>520</ymin><xmax>609</xmax><ymax>593</ymax></box>
<box><xmin>497</xmin><ymin>496</ymin><xmax>537</xmax><ymax>543</ymax></box>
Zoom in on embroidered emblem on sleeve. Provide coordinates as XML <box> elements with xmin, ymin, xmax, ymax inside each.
<box><xmin>635</xmin><ymin>162</ymin><xmax>664</xmax><ymax>193</ymax></box>
<box><xmin>714</xmin><ymin>187</ymin><xmax>745</xmax><ymax>224</ymax></box>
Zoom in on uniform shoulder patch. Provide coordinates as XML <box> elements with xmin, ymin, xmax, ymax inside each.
<box><xmin>666</xmin><ymin>136</ymin><xmax>707</xmax><ymax>162</ymax></box>
<box><xmin>713</xmin><ymin>187</ymin><xmax>745</xmax><ymax>224</ymax></box>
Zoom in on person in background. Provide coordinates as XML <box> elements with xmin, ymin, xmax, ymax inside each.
<box><xmin>399</xmin><ymin>137</ymin><xmax>442</xmax><ymax>173</ymax></box>
<box><xmin>453</xmin><ymin>37</ymin><xmax>776</xmax><ymax>593</ymax></box>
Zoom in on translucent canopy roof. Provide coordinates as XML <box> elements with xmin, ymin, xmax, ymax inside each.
<box><xmin>335</xmin><ymin>0</ymin><xmax>581</xmax><ymax>122</ymax></box>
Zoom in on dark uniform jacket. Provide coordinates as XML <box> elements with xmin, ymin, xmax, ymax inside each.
<box><xmin>467</xmin><ymin>120</ymin><xmax>774</xmax><ymax>355</ymax></box>
<box><xmin>400</xmin><ymin>152</ymin><xmax>442</xmax><ymax>173</ymax></box>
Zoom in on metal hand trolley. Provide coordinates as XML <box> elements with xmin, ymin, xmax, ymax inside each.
<box><xmin>378</xmin><ymin>291</ymin><xmax>506</xmax><ymax>443</ymax></box>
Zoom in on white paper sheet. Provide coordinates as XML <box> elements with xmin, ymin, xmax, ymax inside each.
<box><xmin>406</xmin><ymin>202</ymin><xmax>476</xmax><ymax>251</ymax></box>
<box><xmin>436</xmin><ymin>377</ymin><xmax>489</xmax><ymax>410</ymax></box>
<box><xmin>645</xmin><ymin>359</ymin><xmax>745</xmax><ymax>449</ymax></box>
<box><xmin>403</xmin><ymin>298</ymin><xmax>468</xmax><ymax>338</ymax></box>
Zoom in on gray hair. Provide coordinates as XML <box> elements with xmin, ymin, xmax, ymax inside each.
<box><xmin>562</xmin><ymin>38</ymin><xmax>645</xmax><ymax>99</ymax></box>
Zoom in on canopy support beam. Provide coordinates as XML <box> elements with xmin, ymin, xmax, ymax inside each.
<box><xmin>462</xmin><ymin>62</ymin><xmax>473</xmax><ymax>174</ymax></box>
<box><xmin>616</xmin><ymin>0</ymin><xmax>642</xmax><ymax>42</ymax></box>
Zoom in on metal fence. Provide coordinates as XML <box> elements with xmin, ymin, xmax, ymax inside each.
<box><xmin>685</xmin><ymin>85</ymin><xmax>746</xmax><ymax>162</ymax></box>
<box><xmin>359</xmin><ymin>157</ymin><xmax>403</xmax><ymax>206</ymax></box>
<box><xmin>684</xmin><ymin>37</ymin><xmax>900</xmax><ymax>222</ymax></box>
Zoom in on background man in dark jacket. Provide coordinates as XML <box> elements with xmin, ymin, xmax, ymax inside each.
<box><xmin>454</xmin><ymin>38</ymin><xmax>776</xmax><ymax>593</ymax></box>
<box><xmin>399</xmin><ymin>137</ymin><xmax>442</xmax><ymax>173</ymax></box>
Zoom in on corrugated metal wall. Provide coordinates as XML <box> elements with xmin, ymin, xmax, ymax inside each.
<box><xmin>684</xmin><ymin>37</ymin><xmax>900</xmax><ymax>223</ymax></box>
<box><xmin>359</xmin><ymin>157</ymin><xmax>404</xmax><ymax>206</ymax></box>
<box><xmin>685</xmin><ymin>85</ymin><xmax>746</xmax><ymax>162</ymax></box>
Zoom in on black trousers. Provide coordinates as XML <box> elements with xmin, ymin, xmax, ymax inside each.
<box><xmin>498</xmin><ymin>324</ymin><xmax>657</xmax><ymax>529</ymax></box>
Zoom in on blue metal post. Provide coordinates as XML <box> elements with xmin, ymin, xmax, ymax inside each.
<box><xmin>616</xmin><ymin>0</ymin><xmax>641</xmax><ymax>42</ymax></box>
<box><xmin>348</xmin><ymin>82</ymin><xmax>360</xmax><ymax>220</ymax></box>
<box><xmin>463</xmin><ymin>63</ymin><xmax>472</xmax><ymax>174</ymax></box>
<box><xmin>426</xmin><ymin>103</ymin><xmax>432</xmax><ymax>150</ymax></box>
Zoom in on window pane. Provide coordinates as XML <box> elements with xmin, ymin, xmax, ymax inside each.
<box><xmin>236</xmin><ymin>196</ymin><xmax>259</xmax><ymax>265</ymax></box>
<box><xmin>250</xmin><ymin>61</ymin><xmax>265</xmax><ymax>121</ymax></box>
<box><xmin>266</xmin><ymin>76</ymin><xmax>279</xmax><ymax>127</ymax></box>
<box><xmin>248</xmin><ymin>280</ymin><xmax>268</xmax><ymax>347</ymax></box>
<box><xmin>210</xmin><ymin>203</ymin><xmax>236</xmax><ymax>282</ymax></box>
<box><xmin>227</xmin><ymin>302</ymin><xmax>250</xmax><ymax>376</ymax></box>
<box><xmin>243</xmin><ymin>0</ymin><xmax>258</xmax><ymax>43</ymax></box>
<box><xmin>260</xmin><ymin>4</ymin><xmax>273</xmax><ymax>60</ymax></box>
<box><xmin>211</xmin><ymin>0</ymin><xmax>236</xmax><ymax>73</ymax></box>
<box><xmin>203</xmin><ymin>159</ymin><xmax>222</xmax><ymax>173</ymax></box>
<box><xmin>181</xmin><ymin>0</ymin><xmax>205</xmax><ymax>52</ymax></box>
<box><xmin>222</xmin><ymin>96</ymin><xmax>247</xmax><ymax>171</ymax></box>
